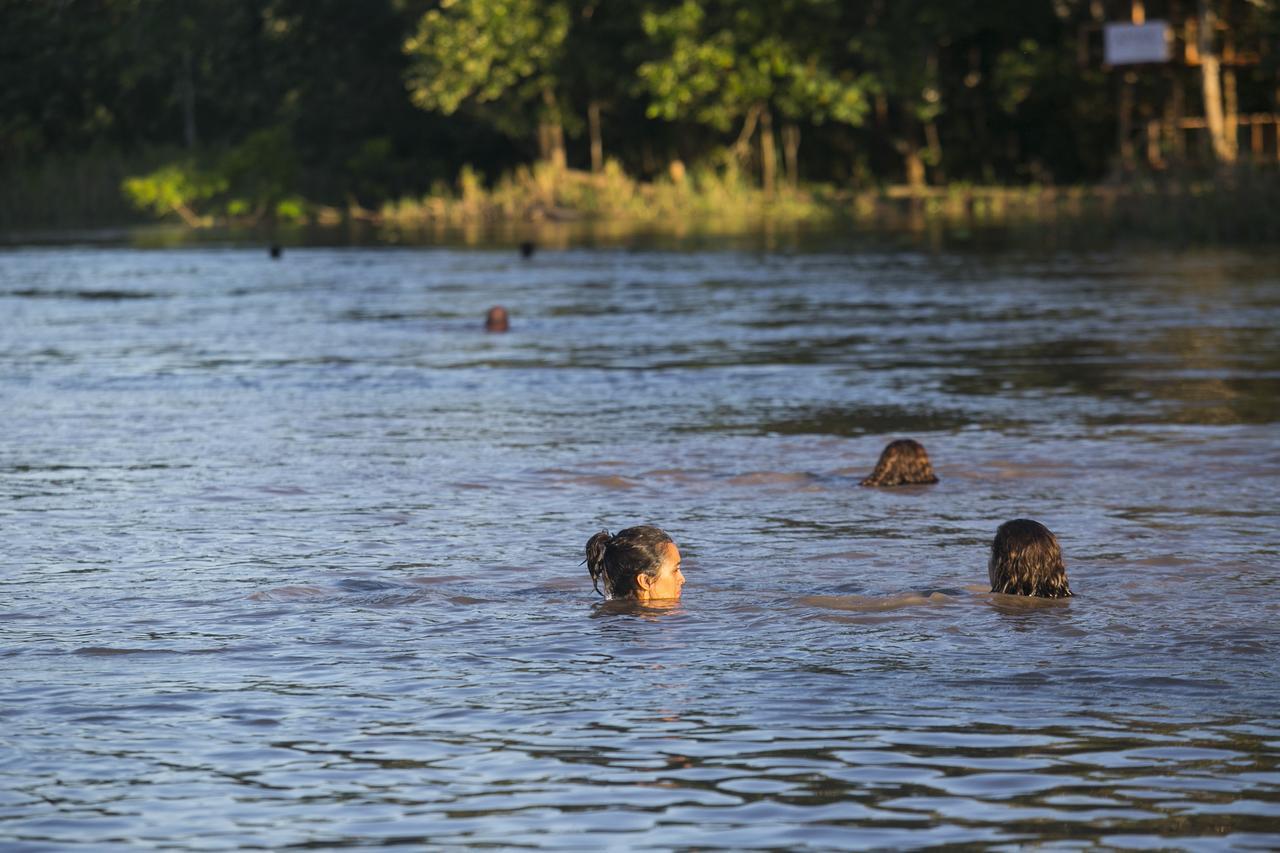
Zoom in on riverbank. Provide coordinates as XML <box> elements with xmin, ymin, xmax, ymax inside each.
<box><xmin>4</xmin><ymin>152</ymin><xmax>1279</xmax><ymax>246</ymax></box>
<box><xmin>351</xmin><ymin>166</ymin><xmax>1280</xmax><ymax>246</ymax></box>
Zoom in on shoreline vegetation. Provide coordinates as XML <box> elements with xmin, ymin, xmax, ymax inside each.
<box><xmin>6</xmin><ymin>3</ymin><xmax>1278</xmax><ymax>248</ymax></box>
<box><xmin>3</xmin><ymin>152</ymin><xmax>1279</xmax><ymax>246</ymax></box>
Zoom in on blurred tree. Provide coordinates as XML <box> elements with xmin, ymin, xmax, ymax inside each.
<box><xmin>561</xmin><ymin>1</ymin><xmax>648</xmax><ymax>173</ymax></box>
<box><xmin>639</xmin><ymin>0</ymin><xmax>871</xmax><ymax>191</ymax></box>
<box><xmin>403</xmin><ymin>0</ymin><xmax>572</xmax><ymax>169</ymax></box>
<box><xmin>4</xmin><ymin>0</ymin><xmax>1278</xmax><ymax>226</ymax></box>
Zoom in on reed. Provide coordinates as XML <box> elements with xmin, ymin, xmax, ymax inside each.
<box><xmin>372</xmin><ymin>160</ymin><xmax>837</xmax><ymax>232</ymax></box>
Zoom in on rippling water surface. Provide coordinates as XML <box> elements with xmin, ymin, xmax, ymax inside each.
<box><xmin>2</xmin><ymin>241</ymin><xmax>1279</xmax><ymax>849</ymax></box>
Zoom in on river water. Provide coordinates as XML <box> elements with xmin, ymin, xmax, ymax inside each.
<box><xmin>2</xmin><ymin>240</ymin><xmax>1279</xmax><ymax>849</ymax></box>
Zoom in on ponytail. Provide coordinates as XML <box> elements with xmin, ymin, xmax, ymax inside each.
<box><xmin>584</xmin><ymin>525</ymin><xmax>674</xmax><ymax>600</ymax></box>
<box><xmin>585</xmin><ymin>529</ymin><xmax>613</xmax><ymax>598</ymax></box>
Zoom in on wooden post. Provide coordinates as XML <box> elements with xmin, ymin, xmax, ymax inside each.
<box><xmin>1223</xmin><ymin>64</ymin><xmax>1239</xmax><ymax>161</ymax></box>
<box><xmin>1147</xmin><ymin>119</ymin><xmax>1166</xmax><ymax>168</ymax></box>
<box><xmin>1166</xmin><ymin>67</ymin><xmax>1184</xmax><ymax>164</ymax></box>
<box><xmin>1119</xmin><ymin>72</ymin><xmax>1137</xmax><ymax>172</ymax></box>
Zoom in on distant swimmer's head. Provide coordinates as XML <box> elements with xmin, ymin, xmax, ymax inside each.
<box><xmin>861</xmin><ymin>439</ymin><xmax>939</xmax><ymax>487</ymax></box>
<box><xmin>988</xmin><ymin>519</ymin><xmax>1072</xmax><ymax>598</ymax></box>
<box><xmin>584</xmin><ymin>525</ymin><xmax>684</xmax><ymax>602</ymax></box>
<box><xmin>485</xmin><ymin>305</ymin><xmax>510</xmax><ymax>332</ymax></box>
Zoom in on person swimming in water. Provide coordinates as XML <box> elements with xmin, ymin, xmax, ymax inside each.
<box><xmin>860</xmin><ymin>439</ymin><xmax>939</xmax><ymax>486</ymax></box>
<box><xmin>584</xmin><ymin>525</ymin><xmax>684</xmax><ymax>602</ymax></box>
<box><xmin>988</xmin><ymin>519</ymin><xmax>1073</xmax><ymax>598</ymax></box>
<box><xmin>485</xmin><ymin>305</ymin><xmax>510</xmax><ymax>332</ymax></box>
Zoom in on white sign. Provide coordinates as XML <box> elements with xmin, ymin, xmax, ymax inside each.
<box><xmin>1104</xmin><ymin>21</ymin><xmax>1172</xmax><ymax>65</ymax></box>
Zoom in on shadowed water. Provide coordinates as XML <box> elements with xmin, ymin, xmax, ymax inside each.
<box><xmin>2</xmin><ymin>243</ymin><xmax>1278</xmax><ymax>849</ymax></box>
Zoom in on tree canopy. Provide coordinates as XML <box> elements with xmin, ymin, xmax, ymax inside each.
<box><xmin>2</xmin><ymin>0</ymin><xmax>1277</xmax><ymax>222</ymax></box>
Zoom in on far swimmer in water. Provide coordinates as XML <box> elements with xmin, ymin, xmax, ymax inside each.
<box><xmin>989</xmin><ymin>519</ymin><xmax>1073</xmax><ymax>598</ymax></box>
<box><xmin>585</xmin><ymin>525</ymin><xmax>684</xmax><ymax>602</ymax></box>
<box><xmin>861</xmin><ymin>439</ymin><xmax>938</xmax><ymax>487</ymax></box>
<box><xmin>485</xmin><ymin>305</ymin><xmax>510</xmax><ymax>332</ymax></box>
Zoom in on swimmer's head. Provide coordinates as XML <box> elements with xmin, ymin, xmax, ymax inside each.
<box><xmin>861</xmin><ymin>439</ymin><xmax>938</xmax><ymax>487</ymax></box>
<box><xmin>485</xmin><ymin>305</ymin><xmax>510</xmax><ymax>332</ymax></box>
<box><xmin>988</xmin><ymin>519</ymin><xmax>1072</xmax><ymax>598</ymax></box>
<box><xmin>584</xmin><ymin>525</ymin><xmax>683</xmax><ymax>602</ymax></box>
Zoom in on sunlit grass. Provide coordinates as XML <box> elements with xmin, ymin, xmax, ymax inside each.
<box><xmin>5</xmin><ymin>149</ymin><xmax>1279</xmax><ymax>246</ymax></box>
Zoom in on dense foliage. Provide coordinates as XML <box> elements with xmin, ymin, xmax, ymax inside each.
<box><xmin>1</xmin><ymin>0</ymin><xmax>1277</xmax><ymax>224</ymax></box>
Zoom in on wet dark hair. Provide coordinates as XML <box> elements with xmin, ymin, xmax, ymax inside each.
<box><xmin>988</xmin><ymin>519</ymin><xmax>1073</xmax><ymax>598</ymax></box>
<box><xmin>584</xmin><ymin>525</ymin><xmax>674</xmax><ymax>600</ymax></box>
<box><xmin>861</xmin><ymin>439</ymin><xmax>939</xmax><ymax>487</ymax></box>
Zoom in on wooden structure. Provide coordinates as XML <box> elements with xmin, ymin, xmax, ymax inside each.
<box><xmin>1088</xmin><ymin>0</ymin><xmax>1279</xmax><ymax>170</ymax></box>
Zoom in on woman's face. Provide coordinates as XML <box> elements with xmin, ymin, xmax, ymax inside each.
<box><xmin>636</xmin><ymin>542</ymin><xmax>684</xmax><ymax>602</ymax></box>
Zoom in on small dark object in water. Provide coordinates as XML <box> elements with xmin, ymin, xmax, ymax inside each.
<box><xmin>988</xmin><ymin>519</ymin><xmax>1073</xmax><ymax>598</ymax></box>
<box><xmin>269</xmin><ymin>244</ymin><xmax>282</xmax><ymax>259</ymax></box>
<box><xmin>584</xmin><ymin>525</ymin><xmax>683</xmax><ymax>602</ymax></box>
<box><xmin>485</xmin><ymin>305</ymin><xmax>510</xmax><ymax>332</ymax></box>
<box><xmin>519</xmin><ymin>241</ymin><xmax>536</xmax><ymax>258</ymax></box>
<box><xmin>861</xmin><ymin>439</ymin><xmax>938</xmax><ymax>486</ymax></box>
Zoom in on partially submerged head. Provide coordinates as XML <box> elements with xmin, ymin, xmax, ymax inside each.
<box><xmin>485</xmin><ymin>305</ymin><xmax>510</xmax><ymax>332</ymax></box>
<box><xmin>988</xmin><ymin>519</ymin><xmax>1072</xmax><ymax>598</ymax></box>
<box><xmin>585</xmin><ymin>525</ymin><xmax>684</xmax><ymax>602</ymax></box>
<box><xmin>861</xmin><ymin>439</ymin><xmax>938</xmax><ymax>487</ymax></box>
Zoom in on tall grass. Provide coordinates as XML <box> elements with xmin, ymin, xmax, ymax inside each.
<box><xmin>372</xmin><ymin>160</ymin><xmax>837</xmax><ymax>233</ymax></box>
<box><xmin>370</xmin><ymin>163</ymin><xmax>1280</xmax><ymax>245</ymax></box>
<box><xmin>5</xmin><ymin>149</ymin><xmax>1278</xmax><ymax>246</ymax></box>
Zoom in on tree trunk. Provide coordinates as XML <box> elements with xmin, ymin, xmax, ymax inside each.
<box><xmin>181</xmin><ymin>45</ymin><xmax>197</xmax><ymax>149</ymax></box>
<box><xmin>759</xmin><ymin>106</ymin><xmax>776</xmax><ymax>195</ymax></box>
<box><xmin>732</xmin><ymin>103</ymin><xmax>762</xmax><ymax>167</ymax></box>
<box><xmin>925</xmin><ymin>120</ymin><xmax>943</xmax><ymax>182</ymax></box>
<box><xmin>539</xmin><ymin>86</ymin><xmax>567</xmax><ymax>170</ymax></box>
<box><xmin>782</xmin><ymin>123</ymin><xmax>800</xmax><ymax>188</ymax></box>
<box><xmin>1197</xmin><ymin>0</ymin><xmax>1234</xmax><ymax>163</ymax></box>
<box><xmin>587</xmin><ymin>100</ymin><xmax>603</xmax><ymax>174</ymax></box>
<box><xmin>903</xmin><ymin>137</ymin><xmax>926</xmax><ymax>189</ymax></box>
